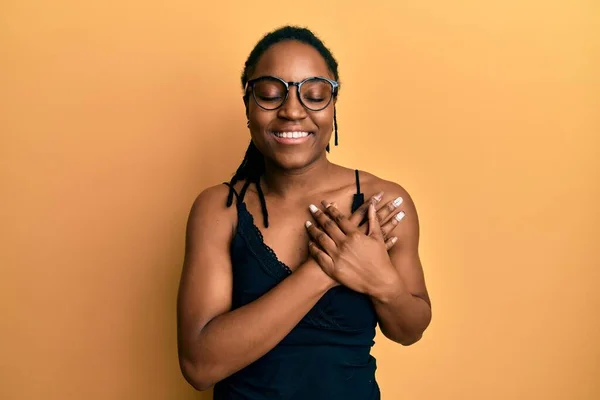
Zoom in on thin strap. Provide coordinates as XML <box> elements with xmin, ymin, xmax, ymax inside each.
<box><xmin>351</xmin><ymin>169</ymin><xmax>365</xmax><ymax>213</ymax></box>
<box><xmin>224</xmin><ymin>179</ymin><xmax>269</xmax><ymax>227</ymax></box>
<box><xmin>239</xmin><ymin>180</ymin><xmax>251</xmax><ymax>203</ymax></box>
<box><xmin>223</xmin><ymin>182</ymin><xmax>240</xmax><ymax>206</ymax></box>
<box><xmin>254</xmin><ymin>179</ymin><xmax>270</xmax><ymax>228</ymax></box>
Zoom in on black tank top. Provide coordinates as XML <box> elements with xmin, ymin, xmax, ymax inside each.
<box><xmin>214</xmin><ymin>170</ymin><xmax>380</xmax><ymax>400</ymax></box>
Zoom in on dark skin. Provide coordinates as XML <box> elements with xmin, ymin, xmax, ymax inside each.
<box><xmin>177</xmin><ymin>40</ymin><xmax>431</xmax><ymax>391</ymax></box>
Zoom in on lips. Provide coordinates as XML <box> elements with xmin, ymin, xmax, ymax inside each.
<box><xmin>270</xmin><ymin>131</ymin><xmax>314</xmax><ymax>145</ymax></box>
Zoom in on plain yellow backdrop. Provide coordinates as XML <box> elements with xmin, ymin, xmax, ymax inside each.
<box><xmin>1</xmin><ymin>1</ymin><xmax>599</xmax><ymax>399</ymax></box>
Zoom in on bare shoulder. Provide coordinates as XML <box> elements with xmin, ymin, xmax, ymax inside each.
<box><xmin>191</xmin><ymin>183</ymin><xmax>235</xmax><ymax>210</ymax></box>
<box><xmin>357</xmin><ymin>170</ymin><xmax>418</xmax><ymax>215</ymax></box>
<box><xmin>187</xmin><ymin>183</ymin><xmax>238</xmax><ymax>238</ymax></box>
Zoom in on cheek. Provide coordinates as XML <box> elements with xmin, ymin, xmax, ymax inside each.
<box><xmin>247</xmin><ymin>111</ymin><xmax>274</xmax><ymax>151</ymax></box>
<box><xmin>248</xmin><ymin>107</ymin><xmax>274</xmax><ymax>130</ymax></box>
<box><xmin>313</xmin><ymin>110</ymin><xmax>335</xmax><ymax>133</ymax></box>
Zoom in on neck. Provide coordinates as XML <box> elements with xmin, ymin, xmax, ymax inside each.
<box><xmin>262</xmin><ymin>153</ymin><xmax>333</xmax><ymax>198</ymax></box>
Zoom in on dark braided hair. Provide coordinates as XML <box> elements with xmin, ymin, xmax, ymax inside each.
<box><xmin>226</xmin><ymin>26</ymin><xmax>340</xmax><ymax>228</ymax></box>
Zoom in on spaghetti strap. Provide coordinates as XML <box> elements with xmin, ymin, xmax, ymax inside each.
<box><xmin>351</xmin><ymin>170</ymin><xmax>365</xmax><ymax>213</ymax></box>
<box><xmin>223</xmin><ymin>182</ymin><xmax>240</xmax><ymax>206</ymax></box>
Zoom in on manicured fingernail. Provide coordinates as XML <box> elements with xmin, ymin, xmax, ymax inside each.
<box><xmin>395</xmin><ymin>211</ymin><xmax>406</xmax><ymax>221</ymax></box>
<box><xmin>393</xmin><ymin>197</ymin><xmax>403</xmax><ymax>207</ymax></box>
<box><xmin>374</xmin><ymin>192</ymin><xmax>384</xmax><ymax>202</ymax></box>
<box><xmin>391</xmin><ymin>236</ymin><xmax>398</xmax><ymax>244</ymax></box>
<box><xmin>305</xmin><ymin>221</ymin><xmax>312</xmax><ymax>228</ymax></box>
<box><xmin>309</xmin><ymin>204</ymin><xmax>319</xmax><ymax>213</ymax></box>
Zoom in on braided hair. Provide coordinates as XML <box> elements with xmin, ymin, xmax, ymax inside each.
<box><xmin>227</xmin><ymin>26</ymin><xmax>340</xmax><ymax>227</ymax></box>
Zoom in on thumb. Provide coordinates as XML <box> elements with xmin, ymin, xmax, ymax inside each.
<box><xmin>368</xmin><ymin>202</ymin><xmax>383</xmax><ymax>240</ymax></box>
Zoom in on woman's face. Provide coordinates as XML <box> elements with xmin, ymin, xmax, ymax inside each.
<box><xmin>246</xmin><ymin>40</ymin><xmax>336</xmax><ymax>171</ymax></box>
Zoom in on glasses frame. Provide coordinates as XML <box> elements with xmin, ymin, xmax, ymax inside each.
<box><xmin>244</xmin><ymin>75</ymin><xmax>339</xmax><ymax>112</ymax></box>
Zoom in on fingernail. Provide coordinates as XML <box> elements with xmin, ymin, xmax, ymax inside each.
<box><xmin>393</xmin><ymin>197</ymin><xmax>403</xmax><ymax>207</ymax></box>
<box><xmin>395</xmin><ymin>211</ymin><xmax>406</xmax><ymax>221</ymax></box>
<box><xmin>305</xmin><ymin>220</ymin><xmax>312</xmax><ymax>228</ymax></box>
<box><xmin>321</xmin><ymin>200</ymin><xmax>333</xmax><ymax>209</ymax></box>
<box><xmin>374</xmin><ymin>192</ymin><xmax>384</xmax><ymax>202</ymax></box>
<box><xmin>309</xmin><ymin>204</ymin><xmax>319</xmax><ymax>213</ymax></box>
<box><xmin>391</xmin><ymin>236</ymin><xmax>398</xmax><ymax>244</ymax></box>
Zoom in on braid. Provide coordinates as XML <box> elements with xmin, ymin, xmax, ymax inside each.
<box><xmin>228</xmin><ymin>26</ymin><xmax>340</xmax><ymax>227</ymax></box>
<box><xmin>226</xmin><ymin>141</ymin><xmax>270</xmax><ymax>227</ymax></box>
<box><xmin>325</xmin><ymin>107</ymin><xmax>338</xmax><ymax>153</ymax></box>
<box><xmin>334</xmin><ymin>107</ymin><xmax>338</xmax><ymax>146</ymax></box>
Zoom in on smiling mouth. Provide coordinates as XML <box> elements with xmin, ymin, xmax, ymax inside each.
<box><xmin>272</xmin><ymin>131</ymin><xmax>312</xmax><ymax>139</ymax></box>
<box><xmin>270</xmin><ymin>131</ymin><xmax>314</xmax><ymax>144</ymax></box>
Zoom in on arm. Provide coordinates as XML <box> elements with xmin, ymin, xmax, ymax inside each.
<box><xmin>306</xmin><ymin>184</ymin><xmax>432</xmax><ymax>346</ymax></box>
<box><xmin>369</xmin><ymin>185</ymin><xmax>431</xmax><ymax>345</ymax></box>
<box><xmin>177</xmin><ymin>185</ymin><xmax>334</xmax><ymax>391</ymax></box>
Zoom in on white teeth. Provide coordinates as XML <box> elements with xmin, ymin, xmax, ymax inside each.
<box><xmin>274</xmin><ymin>131</ymin><xmax>310</xmax><ymax>138</ymax></box>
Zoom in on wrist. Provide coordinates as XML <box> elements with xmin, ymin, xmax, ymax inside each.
<box><xmin>370</xmin><ymin>269</ymin><xmax>407</xmax><ymax>305</ymax></box>
<box><xmin>300</xmin><ymin>258</ymin><xmax>337</xmax><ymax>292</ymax></box>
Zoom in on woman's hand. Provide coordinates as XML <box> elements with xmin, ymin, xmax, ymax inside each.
<box><xmin>329</xmin><ymin>192</ymin><xmax>406</xmax><ymax>246</ymax></box>
<box><xmin>305</xmin><ymin>201</ymin><xmax>403</xmax><ymax>296</ymax></box>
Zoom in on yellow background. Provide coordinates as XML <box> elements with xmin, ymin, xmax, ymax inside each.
<box><xmin>2</xmin><ymin>1</ymin><xmax>599</xmax><ymax>399</ymax></box>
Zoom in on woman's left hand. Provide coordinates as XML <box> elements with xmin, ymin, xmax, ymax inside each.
<box><xmin>305</xmin><ymin>202</ymin><xmax>401</xmax><ymax>296</ymax></box>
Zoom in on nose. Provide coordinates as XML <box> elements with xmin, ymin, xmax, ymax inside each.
<box><xmin>277</xmin><ymin>85</ymin><xmax>307</xmax><ymax>121</ymax></box>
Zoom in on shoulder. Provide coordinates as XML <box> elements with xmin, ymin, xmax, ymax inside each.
<box><xmin>357</xmin><ymin>170</ymin><xmax>422</xmax><ymax>247</ymax></box>
<box><xmin>190</xmin><ymin>183</ymin><xmax>234</xmax><ymax>214</ymax></box>
<box><xmin>187</xmin><ymin>183</ymin><xmax>238</xmax><ymax>236</ymax></box>
<box><xmin>357</xmin><ymin>170</ymin><xmax>417</xmax><ymax>213</ymax></box>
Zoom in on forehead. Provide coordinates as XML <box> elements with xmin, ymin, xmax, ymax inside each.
<box><xmin>251</xmin><ymin>40</ymin><xmax>333</xmax><ymax>82</ymax></box>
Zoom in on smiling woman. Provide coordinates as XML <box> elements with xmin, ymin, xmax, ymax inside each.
<box><xmin>176</xmin><ymin>26</ymin><xmax>432</xmax><ymax>400</ymax></box>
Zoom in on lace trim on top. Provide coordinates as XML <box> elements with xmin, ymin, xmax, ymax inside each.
<box><xmin>236</xmin><ymin>202</ymin><xmax>292</xmax><ymax>281</ymax></box>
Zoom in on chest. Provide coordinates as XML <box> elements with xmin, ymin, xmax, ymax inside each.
<box><xmin>243</xmin><ymin>194</ymin><xmax>356</xmax><ymax>271</ymax></box>
<box><xmin>230</xmin><ymin>202</ymin><xmax>378</xmax><ymax>333</ymax></box>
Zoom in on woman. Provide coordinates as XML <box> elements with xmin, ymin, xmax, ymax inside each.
<box><xmin>177</xmin><ymin>26</ymin><xmax>432</xmax><ymax>399</ymax></box>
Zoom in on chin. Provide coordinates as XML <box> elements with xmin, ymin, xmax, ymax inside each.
<box><xmin>272</xmin><ymin>152</ymin><xmax>314</xmax><ymax>170</ymax></box>
<box><xmin>267</xmin><ymin>148</ymin><xmax>325</xmax><ymax>171</ymax></box>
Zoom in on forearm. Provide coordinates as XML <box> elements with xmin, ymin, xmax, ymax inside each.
<box><xmin>181</xmin><ymin>260</ymin><xmax>331</xmax><ymax>390</ymax></box>
<box><xmin>371</xmin><ymin>275</ymin><xmax>432</xmax><ymax>346</ymax></box>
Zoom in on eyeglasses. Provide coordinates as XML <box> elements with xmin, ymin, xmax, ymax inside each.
<box><xmin>244</xmin><ymin>76</ymin><xmax>339</xmax><ymax>112</ymax></box>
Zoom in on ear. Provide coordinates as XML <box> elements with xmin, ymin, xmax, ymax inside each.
<box><xmin>243</xmin><ymin>96</ymin><xmax>249</xmax><ymax>119</ymax></box>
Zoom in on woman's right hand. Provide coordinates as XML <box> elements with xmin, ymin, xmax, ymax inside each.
<box><xmin>321</xmin><ymin>192</ymin><xmax>405</xmax><ymax>248</ymax></box>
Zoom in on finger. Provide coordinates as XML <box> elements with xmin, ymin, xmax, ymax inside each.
<box><xmin>348</xmin><ymin>192</ymin><xmax>384</xmax><ymax>226</ymax></box>
<box><xmin>385</xmin><ymin>236</ymin><xmax>398</xmax><ymax>251</ymax></box>
<box><xmin>376</xmin><ymin>196</ymin><xmax>404</xmax><ymax>225</ymax></box>
<box><xmin>380</xmin><ymin>209</ymin><xmax>406</xmax><ymax>239</ymax></box>
<box><xmin>309</xmin><ymin>204</ymin><xmax>346</xmax><ymax>245</ymax></box>
<box><xmin>305</xmin><ymin>221</ymin><xmax>338</xmax><ymax>255</ymax></box>
<box><xmin>322</xmin><ymin>203</ymin><xmax>357</xmax><ymax>234</ymax></box>
<box><xmin>368</xmin><ymin>203</ymin><xmax>383</xmax><ymax>240</ymax></box>
<box><xmin>308</xmin><ymin>240</ymin><xmax>335</xmax><ymax>273</ymax></box>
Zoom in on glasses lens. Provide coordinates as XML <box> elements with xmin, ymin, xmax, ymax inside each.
<box><xmin>252</xmin><ymin>79</ymin><xmax>287</xmax><ymax>110</ymax></box>
<box><xmin>300</xmin><ymin>79</ymin><xmax>333</xmax><ymax>111</ymax></box>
